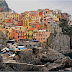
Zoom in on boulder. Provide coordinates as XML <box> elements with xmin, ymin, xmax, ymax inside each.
<box><xmin>44</xmin><ymin>57</ymin><xmax>72</xmax><ymax>71</ymax></box>
<box><xmin>30</xmin><ymin>58</ymin><xmax>42</xmax><ymax>65</ymax></box>
<box><xmin>16</xmin><ymin>50</ymin><xmax>32</xmax><ymax>63</ymax></box>
<box><xmin>40</xmin><ymin>48</ymin><xmax>65</xmax><ymax>62</ymax></box>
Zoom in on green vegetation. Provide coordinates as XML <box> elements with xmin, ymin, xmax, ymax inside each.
<box><xmin>59</xmin><ymin>19</ymin><xmax>72</xmax><ymax>48</ymax></box>
<box><xmin>59</xmin><ymin>19</ymin><xmax>71</xmax><ymax>35</ymax></box>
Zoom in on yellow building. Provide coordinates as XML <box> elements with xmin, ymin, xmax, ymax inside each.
<box><xmin>5</xmin><ymin>27</ymin><xmax>12</xmax><ymax>39</ymax></box>
<box><xmin>0</xmin><ymin>12</ymin><xmax>2</xmax><ymax>22</ymax></box>
<box><xmin>52</xmin><ymin>11</ymin><xmax>59</xmax><ymax>21</ymax></box>
<box><xmin>33</xmin><ymin>29</ymin><xmax>39</xmax><ymax>40</ymax></box>
<box><xmin>23</xmin><ymin>17</ymin><xmax>29</xmax><ymax>29</ymax></box>
<box><xmin>0</xmin><ymin>27</ymin><xmax>7</xmax><ymax>36</ymax></box>
<box><xmin>25</xmin><ymin>12</ymin><xmax>29</xmax><ymax>18</ymax></box>
<box><xmin>28</xmin><ymin>28</ymin><xmax>38</xmax><ymax>40</ymax></box>
<box><xmin>22</xmin><ymin>12</ymin><xmax>32</xmax><ymax>29</ymax></box>
<box><xmin>10</xmin><ymin>13</ymin><xmax>20</xmax><ymax>21</ymax></box>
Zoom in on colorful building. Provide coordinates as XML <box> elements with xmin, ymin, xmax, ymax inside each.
<box><xmin>0</xmin><ymin>27</ymin><xmax>8</xmax><ymax>38</ymax></box>
<box><xmin>11</xmin><ymin>26</ymin><xmax>27</xmax><ymax>42</ymax></box>
<box><xmin>0</xmin><ymin>12</ymin><xmax>2</xmax><ymax>22</ymax></box>
<box><xmin>28</xmin><ymin>28</ymin><xmax>38</xmax><ymax>40</ymax></box>
<box><xmin>10</xmin><ymin>13</ymin><xmax>20</xmax><ymax>21</ymax></box>
<box><xmin>36</xmin><ymin>30</ymin><xmax>50</xmax><ymax>43</ymax></box>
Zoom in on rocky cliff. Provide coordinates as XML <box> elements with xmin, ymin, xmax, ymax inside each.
<box><xmin>0</xmin><ymin>30</ymin><xmax>7</xmax><ymax>49</ymax></box>
<box><xmin>47</xmin><ymin>33</ymin><xmax>70</xmax><ymax>54</ymax></box>
<box><xmin>0</xmin><ymin>0</ymin><xmax>10</xmax><ymax>12</ymax></box>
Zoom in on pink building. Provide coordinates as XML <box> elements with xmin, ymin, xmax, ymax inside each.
<box><xmin>11</xmin><ymin>29</ymin><xmax>25</xmax><ymax>42</ymax></box>
<box><xmin>36</xmin><ymin>30</ymin><xmax>50</xmax><ymax>43</ymax></box>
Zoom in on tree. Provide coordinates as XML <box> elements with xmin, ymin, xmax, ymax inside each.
<box><xmin>59</xmin><ymin>19</ymin><xmax>69</xmax><ymax>34</ymax></box>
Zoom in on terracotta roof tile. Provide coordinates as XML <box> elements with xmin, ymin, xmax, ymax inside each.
<box><xmin>28</xmin><ymin>28</ymin><xmax>36</xmax><ymax>30</ymax></box>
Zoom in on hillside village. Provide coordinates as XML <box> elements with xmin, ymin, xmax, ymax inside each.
<box><xmin>0</xmin><ymin>0</ymin><xmax>72</xmax><ymax>71</ymax></box>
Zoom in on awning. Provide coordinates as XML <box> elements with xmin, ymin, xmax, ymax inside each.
<box><xmin>32</xmin><ymin>40</ymin><xmax>39</xmax><ymax>42</ymax></box>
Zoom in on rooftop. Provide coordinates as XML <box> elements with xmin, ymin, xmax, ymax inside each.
<box><xmin>28</xmin><ymin>28</ymin><xmax>36</xmax><ymax>31</ymax></box>
<box><xmin>39</xmin><ymin>30</ymin><xmax>46</xmax><ymax>32</ymax></box>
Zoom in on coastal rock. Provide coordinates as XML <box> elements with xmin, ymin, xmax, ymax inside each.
<box><xmin>40</xmin><ymin>48</ymin><xmax>65</xmax><ymax>62</ymax></box>
<box><xmin>44</xmin><ymin>57</ymin><xmax>72</xmax><ymax>71</ymax></box>
<box><xmin>30</xmin><ymin>58</ymin><xmax>42</xmax><ymax>65</ymax></box>
<box><xmin>47</xmin><ymin>33</ymin><xmax>70</xmax><ymax>54</ymax></box>
<box><xmin>16</xmin><ymin>50</ymin><xmax>32</xmax><ymax>63</ymax></box>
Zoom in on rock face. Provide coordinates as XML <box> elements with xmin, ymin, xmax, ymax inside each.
<box><xmin>15</xmin><ymin>50</ymin><xmax>32</xmax><ymax>63</ymax></box>
<box><xmin>47</xmin><ymin>33</ymin><xmax>70</xmax><ymax>54</ymax></box>
<box><xmin>0</xmin><ymin>0</ymin><xmax>10</xmax><ymax>12</ymax></box>
<box><xmin>0</xmin><ymin>31</ymin><xmax>7</xmax><ymax>49</ymax></box>
<box><xmin>70</xmin><ymin>36</ymin><xmax>72</xmax><ymax>49</ymax></box>
<box><xmin>0</xmin><ymin>48</ymin><xmax>72</xmax><ymax>71</ymax></box>
<box><xmin>0</xmin><ymin>55</ymin><xmax>3</xmax><ymax>62</ymax></box>
<box><xmin>0</xmin><ymin>31</ymin><xmax>7</xmax><ymax>43</ymax></box>
<box><xmin>40</xmin><ymin>48</ymin><xmax>65</xmax><ymax>63</ymax></box>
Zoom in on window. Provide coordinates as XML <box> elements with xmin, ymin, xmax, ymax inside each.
<box><xmin>21</xmin><ymin>33</ymin><xmax>22</xmax><ymax>37</ymax></box>
<box><xmin>18</xmin><ymin>33</ymin><xmax>19</xmax><ymax>36</ymax></box>
<box><xmin>48</xmin><ymin>22</ymin><xmax>50</xmax><ymax>23</ymax></box>
<box><xmin>20</xmin><ymin>27</ymin><xmax>21</xmax><ymax>30</ymax></box>
<box><xmin>21</xmin><ymin>31</ymin><xmax>22</xmax><ymax>33</ymax></box>
<box><xmin>18</xmin><ymin>36</ymin><xmax>19</xmax><ymax>38</ymax></box>
<box><xmin>41</xmin><ymin>38</ymin><xmax>42</xmax><ymax>40</ymax></box>
<box><xmin>6</xmin><ymin>28</ymin><xmax>8</xmax><ymax>29</ymax></box>
<box><xmin>26</xmin><ymin>45</ymin><xmax>27</xmax><ymax>47</ymax></box>
<box><xmin>16</xmin><ymin>30</ymin><xmax>17</xmax><ymax>33</ymax></box>
<box><xmin>44</xmin><ymin>38</ymin><xmax>45</xmax><ymax>40</ymax></box>
<box><xmin>46</xmin><ymin>11</ymin><xmax>47</xmax><ymax>13</ymax></box>
<box><xmin>30</xmin><ymin>45</ymin><xmax>31</xmax><ymax>47</ymax></box>
<box><xmin>13</xmin><ymin>37</ymin><xmax>15</xmax><ymax>39</ymax></box>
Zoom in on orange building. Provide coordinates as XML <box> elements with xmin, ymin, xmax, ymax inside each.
<box><xmin>11</xmin><ymin>29</ymin><xmax>27</xmax><ymax>42</ymax></box>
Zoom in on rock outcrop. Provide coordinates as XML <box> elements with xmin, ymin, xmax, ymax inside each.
<box><xmin>15</xmin><ymin>50</ymin><xmax>32</xmax><ymax>63</ymax></box>
<box><xmin>0</xmin><ymin>31</ymin><xmax>7</xmax><ymax>49</ymax></box>
<box><xmin>40</xmin><ymin>57</ymin><xmax>72</xmax><ymax>71</ymax></box>
<box><xmin>40</xmin><ymin>48</ymin><xmax>65</xmax><ymax>63</ymax></box>
<box><xmin>47</xmin><ymin>33</ymin><xmax>70</xmax><ymax>54</ymax></box>
<box><xmin>0</xmin><ymin>0</ymin><xmax>10</xmax><ymax>12</ymax></box>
